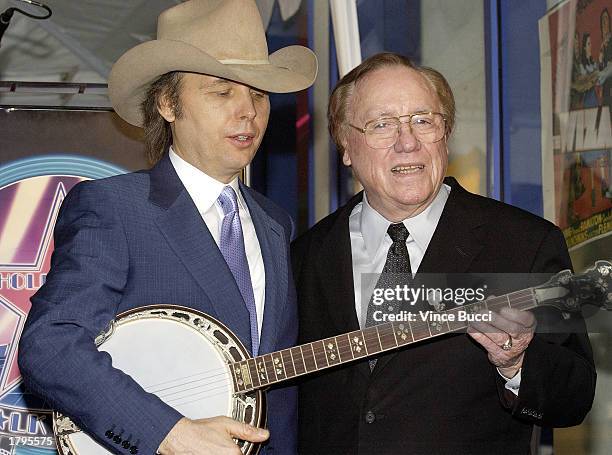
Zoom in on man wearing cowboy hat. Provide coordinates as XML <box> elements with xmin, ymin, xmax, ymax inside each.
<box><xmin>18</xmin><ymin>1</ymin><xmax>316</xmax><ymax>454</ymax></box>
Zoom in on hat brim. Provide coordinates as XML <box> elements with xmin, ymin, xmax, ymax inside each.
<box><xmin>108</xmin><ymin>40</ymin><xmax>318</xmax><ymax>126</ymax></box>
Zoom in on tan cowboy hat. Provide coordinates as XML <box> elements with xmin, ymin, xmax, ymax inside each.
<box><xmin>108</xmin><ymin>0</ymin><xmax>318</xmax><ymax>127</ymax></box>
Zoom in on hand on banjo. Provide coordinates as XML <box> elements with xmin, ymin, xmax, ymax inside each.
<box><xmin>158</xmin><ymin>416</ymin><xmax>269</xmax><ymax>454</ymax></box>
<box><xmin>467</xmin><ymin>307</ymin><xmax>536</xmax><ymax>379</ymax></box>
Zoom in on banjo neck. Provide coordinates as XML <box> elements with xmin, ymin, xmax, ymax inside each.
<box><xmin>231</xmin><ymin>258</ymin><xmax>612</xmax><ymax>394</ymax></box>
<box><xmin>230</xmin><ymin>287</ymin><xmax>538</xmax><ymax>394</ymax></box>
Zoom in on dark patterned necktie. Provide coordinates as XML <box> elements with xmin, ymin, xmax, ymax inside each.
<box><xmin>217</xmin><ymin>186</ymin><xmax>259</xmax><ymax>356</ymax></box>
<box><xmin>365</xmin><ymin>223</ymin><xmax>412</xmax><ymax>369</ymax></box>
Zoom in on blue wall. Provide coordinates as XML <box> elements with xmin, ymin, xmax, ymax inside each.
<box><xmin>500</xmin><ymin>0</ymin><xmax>548</xmax><ymax>216</ymax></box>
<box><xmin>251</xmin><ymin>4</ymin><xmax>302</xmax><ymax>224</ymax></box>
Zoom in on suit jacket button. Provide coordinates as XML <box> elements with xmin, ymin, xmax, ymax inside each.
<box><xmin>113</xmin><ymin>435</ymin><xmax>122</xmax><ymax>444</ymax></box>
<box><xmin>365</xmin><ymin>411</ymin><xmax>376</xmax><ymax>424</ymax></box>
<box><xmin>129</xmin><ymin>446</ymin><xmax>138</xmax><ymax>454</ymax></box>
<box><xmin>122</xmin><ymin>440</ymin><xmax>131</xmax><ymax>449</ymax></box>
<box><xmin>105</xmin><ymin>430</ymin><xmax>114</xmax><ymax>439</ymax></box>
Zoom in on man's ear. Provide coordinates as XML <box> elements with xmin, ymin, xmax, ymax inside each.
<box><xmin>157</xmin><ymin>94</ymin><xmax>176</xmax><ymax>123</ymax></box>
<box><xmin>341</xmin><ymin>137</ymin><xmax>352</xmax><ymax>166</ymax></box>
<box><xmin>342</xmin><ymin>149</ymin><xmax>352</xmax><ymax>167</ymax></box>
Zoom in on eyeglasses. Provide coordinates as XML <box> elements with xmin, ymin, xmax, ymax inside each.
<box><xmin>348</xmin><ymin>112</ymin><xmax>447</xmax><ymax>149</ymax></box>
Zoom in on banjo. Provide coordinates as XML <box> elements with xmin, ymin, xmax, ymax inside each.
<box><xmin>53</xmin><ymin>261</ymin><xmax>612</xmax><ymax>454</ymax></box>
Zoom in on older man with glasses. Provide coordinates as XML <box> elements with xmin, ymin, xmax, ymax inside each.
<box><xmin>292</xmin><ymin>52</ymin><xmax>595</xmax><ymax>454</ymax></box>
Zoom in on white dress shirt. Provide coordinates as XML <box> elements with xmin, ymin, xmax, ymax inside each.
<box><xmin>169</xmin><ymin>148</ymin><xmax>265</xmax><ymax>336</ymax></box>
<box><xmin>349</xmin><ymin>184</ymin><xmax>449</xmax><ymax>326</ymax></box>
<box><xmin>349</xmin><ymin>184</ymin><xmax>521</xmax><ymax>393</ymax></box>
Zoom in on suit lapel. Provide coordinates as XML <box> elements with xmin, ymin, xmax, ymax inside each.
<box><xmin>148</xmin><ymin>155</ymin><xmax>252</xmax><ymax>351</ymax></box>
<box><xmin>417</xmin><ymin>178</ymin><xmax>486</xmax><ymax>274</ymax></box>
<box><xmin>240</xmin><ymin>183</ymin><xmax>288</xmax><ymax>355</ymax></box>
<box><xmin>317</xmin><ymin>193</ymin><xmax>363</xmax><ymax>335</ymax></box>
<box><xmin>371</xmin><ymin>178</ymin><xmax>487</xmax><ymax>378</ymax></box>
<box><xmin>316</xmin><ymin>193</ymin><xmax>371</xmax><ymax>379</ymax></box>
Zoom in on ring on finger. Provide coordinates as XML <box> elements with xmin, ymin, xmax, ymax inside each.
<box><xmin>501</xmin><ymin>334</ymin><xmax>513</xmax><ymax>351</ymax></box>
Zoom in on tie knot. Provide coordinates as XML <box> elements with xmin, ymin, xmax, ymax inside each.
<box><xmin>217</xmin><ymin>186</ymin><xmax>239</xmax><ymax>215</ymax></box>
<box><xmin>387</xmin><ymin>223</ymin><xmax>409</xmax><ymax>243</ymax></box>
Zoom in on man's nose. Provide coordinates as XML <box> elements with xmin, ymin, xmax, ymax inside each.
<box><xmin>236</xmin><ymin>92</ymin><xmax>257</xmax><ymax>120</ymax></box>
<box><xmin>393</xmin><ymin>121</ymin><xmax>419</xmax><ymax>152</ymax></box>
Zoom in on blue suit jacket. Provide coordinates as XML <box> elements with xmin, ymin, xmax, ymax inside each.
<box><xmin>18</xmin><ymin>154</ymin><xmax>298</xmax><ymax>454</ymax></box>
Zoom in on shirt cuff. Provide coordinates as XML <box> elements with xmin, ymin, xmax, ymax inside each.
<box><xmin>497</xmin><ymin>367</ymin><xmax>521</xmax><ymax>396</ymax></box>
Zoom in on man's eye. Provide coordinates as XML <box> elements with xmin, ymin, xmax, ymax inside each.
<box><xmin>251</xmin><ymin>91</ymin><xmax>267</xmax><ymax>99</ymax></box>
<box><xmin>373</xmin><ymin>121</ymin><xmax>392</xmax><ymax>129</ymax></box>
<box><xmin>413</xmin><ymin>116</ymin><xmax>433</xmax><ymax>125</ymax></box>
<box><xmin>217</xmin><ymin>90</ymin><xmax>231</xmax><ymax>96</ymax></box>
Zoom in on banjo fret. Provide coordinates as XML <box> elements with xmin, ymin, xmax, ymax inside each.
<box><xmin>264</xmin><ymin>353</ymin><xmax>277</xmax><ymax>382</ymax></box>
<box><xmin>272</xmin><ymin>353</ymin><xmax>286</xmax><ymax>379</ymax></box>
<box><xmin>394</xmin><ymin>321</ymin><xmax>414</xmax><ymax>344</ymax></box>
<box><xmin>256</xmin><ymin>357</ymin><xmax>268</xmax><ymax>385</ymax></box>
<box><xmin>280</xmin><ymin>349</ymin><xmax>296</xmax><ymax>378</ymax></box>
<box><xmin>312</xmin><ymin>340</ymin><xmax>328</xmax><ymax>369</ymax></box>
<box><xmin>301</xmin><ymin>344</ymin><xmax>317</xmax><ymax>372</ymax></box>
<box><xmin>376</xmin><ymin>322</ymin><xmax>397</xmax><ymax>351</ymax></box>
<box><xmin>336</xmin><ymin>333</ymin><xmax>353</xmax><ymax>362</ymax></box>
<box><xmin>290</xmin><ymin>346</ymin><xmax>306</xmax><ymax>375</ymax></box>
<box><xmin>241</xmin><ymin>363</ymin><xmax>253</xmax><ymax>388</ymax></box>
<box><xmin>231</xmin><ymin>361</ymin><xmax>254</xmax><ymax>393</ymax></box>
<box><xmin>232</xmin><ymin>364</ymin><xmax>244</xmax><ymax>392</ymax></box>
<box><xmin>247</xmin><ymin>358</ymin><xmax>260</xmax><ymax>388</ymax></box>
<box><xmin>348</xmin><ymin>331</ymin><xmax>368</xmax><ymax>358</ymax></box>
<box><xmin>411</xmin><ymin>319</ymin><xmax>433</xmax><ymax>341</ymax></box>
<box><xmin>309</xmin><ymin>343</ymin><xmax>318</xmax><ymax>370</ymax></box>
<box><xmin>323</xmin><ymin>337</ymin><xmax>340</xmax><ymax>366</ymax></box>
<box><xmin>447</xmin><ymin>307</ymin><xmax>469</xmax><ymax>331</ymax></box>
<box><xmin>362</xmin><ymin>326</ymin><xmax>382</xmax><ymax>354</ymax></box>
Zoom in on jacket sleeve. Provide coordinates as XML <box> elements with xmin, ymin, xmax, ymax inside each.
<box><xmin>510</xmin><ymin>226</ymin><xmax>596</xmax><ymax>427</ymax></box>
<box><xmin>18</xmin><ymin>181</ymin><xmax>182</xmax><ymax>455</ymax></box>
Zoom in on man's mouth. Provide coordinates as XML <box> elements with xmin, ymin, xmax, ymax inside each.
<box><xmin>227</xmin><ymin>133</ymin><xmax>256</xmax><ymax>147</ymax></box>
<box><xmin>230</xmin><ymin>134</ymin><xmax>254</xmax><ymax>141</ymax></box>
<box><xmin>391</xmin><ymin>165</ymin><xmax>425</xmax><ymax>174</ymax></box>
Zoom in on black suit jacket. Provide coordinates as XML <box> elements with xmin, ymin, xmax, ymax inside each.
<box><xmin>292</xmin><ymin>178</ymin><xmax>595</xmax><ymax>455</ymax></box>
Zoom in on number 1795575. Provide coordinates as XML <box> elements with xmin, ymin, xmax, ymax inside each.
<box><xmin>9</xmin><ymin>436</ymin><xmax>54</xmax><ymax>447</ymax></box>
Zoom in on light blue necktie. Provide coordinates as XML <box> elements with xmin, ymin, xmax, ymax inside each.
<box><xmin>217</xmin><ymin>186</ymin><xmax>259</xmax><ymax>356</ymax></box>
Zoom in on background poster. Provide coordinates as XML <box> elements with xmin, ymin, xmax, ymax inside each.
<box><xmin>540</xmin><ymin>0</ymin><xmax>612</xmax><ymax>272</ymax></box>
<box><xmin>0</xmin><ymin>108</ymin><xmax>147</xmax><ymax>454</ymax></box>
<box><xmin>540</xmin><ymin>4</ymin><xmax>612</xmax><ymax>453</ymax></box>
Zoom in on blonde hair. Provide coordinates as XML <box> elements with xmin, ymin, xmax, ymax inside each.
<box><xmin>140</xmin><ymin>72</ymin><xmax>183</xmax><ymax>164</ymax></box>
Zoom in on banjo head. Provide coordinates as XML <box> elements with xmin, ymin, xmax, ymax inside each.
<box><xmin>53</xmin><ymin>305</ymin><xmax>264</xmax><ymax>455</ymax></box>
